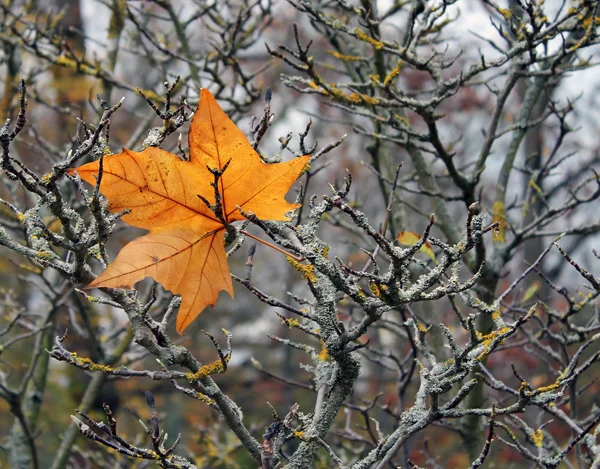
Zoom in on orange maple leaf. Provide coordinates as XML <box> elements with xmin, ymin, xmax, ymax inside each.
<box><xmin>70</xmin><ymin>89</ymin><xmax>310</xmax><ymax>333</ymax></box>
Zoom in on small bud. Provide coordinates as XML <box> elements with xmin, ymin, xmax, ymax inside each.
<box><xmin>468</xmin><ymin>202</ymin><xmax>480</xmax><ymax>214</ymax></box>
<box><xmin>145</xmin><ymin>390</ymin><xmax>155</xmax><ymax>409</ymax></box>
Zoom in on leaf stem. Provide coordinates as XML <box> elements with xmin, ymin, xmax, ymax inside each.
<box><xmin>240</xmin><ymin>230</ymin><xmax>305</xmax><ymax>262</ymax></box>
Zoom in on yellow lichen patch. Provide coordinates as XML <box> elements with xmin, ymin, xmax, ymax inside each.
<box><xmin>308</xmin><ymin>81</ymin><xmax>320</xmax><ymax>91</ymax></box>
<box><xmin>567</xmin><ymin>29</ymin><xmax>592</xmax><ymax>53</ymax></box>
<box><xmin>300</xmin><ymin>162</ymin><xmax>312</xmax><ymax>176</ymax></box>
<box><xmin>369</xmin><ymin>282</ymin><xmax>381</xmax><ymax>298</ymax></box>
<box><xmin>582</xmin><ymin>15</ymin><xmax>600</xmax><ymax>28</ymax></box>
<box><xmin>532</xmin><ymin>381</ymin><xmax>562</xmax><ymax>395</ymax></box>
<box><xmin>360</xmin><ymin>94</ymin><xmax>380</xmax><ymax>105</ymax></box>
<box><xmin>344</xmin><ymin>92</ymin><xmax>380</xmax><ymax>105</ymax></box>
<box><xmin>55</xmin><ymin>55</ymin><xmax>77</xmax><ymax>68</ymax></box>
<box><xmin>354</xmin><ymin>28</ymin><xmax>384</xmax><ymax>49</ymax></box>
<box><xmin>532</xmin><ymin>429</ymin><xmax>544</xmax><ymax>447</ymax></box>
<box><xmin>317</xmin><ymin>341</ymin><xmax>330</xmax><ymax>361</ymax></box>
<box><xmin>498</xmin><ymin>8</ymin><xmax>512</xmax><ymax>18</ymax></box>
<box><xmin>369</xmin><ymin>74</ymin><xmax>380</xmax><ymax>84</ymax></box>
<box><xmin>480</xmin><ymin>327</ymin><xmax>511</xmax><ymax>345</ymax></box>
<box><xmin>519</xmin><ymin>381</ymin><xmax>529</xmax><ymax>393</ymax></box>
<box><xmin>327</xmin><ymin>50</ymin><xmax>363</xmax><ymax>61</ymax></box>
<box><xmin>319</xmin><ymin>83</ymin><xmax>381</xmax><ymax>105</ymax></box>
<box><xmin>191</xmin><ymin>392</ymin><xmax>216</xmax><ymax>406</ymax></box>
<box><xmin>294</xmin><ymin>430</ymin><xmax>310</xmax><ymax>441</ymax></box>
<box><xmin>284</xmin><ymin>318</ymin><xmax>300</xmax><ymax>328</ymax></box>
<box><xmin>186</xmin><ymin>356</ymin><xmax>230</xmax><ymax>383</ymax></box>
<box><xmin>476</xmin><ymin>326</ymin><xmax>511</xmax><ymax>361</ymax></box>
<box><xmin>492</xmin><ymin>309</ymin><xmax>502</xmax><ymax>320</ymax></box>
<box><xmin>287</xmin><ymin>257</ymin><xmax>317</xmax><ymax>282</ymax></box>
<box><xmin>321</xmin><ymin>246</ymin><xmax>330</xmax><ymax>258</ymax></box>
<box><xmin>40</xmin><ymin>173</ymin><xmax>53</xmax><ymax>184</ymax></box>
<box><xmin>492</xmin><ymin>201</ymin><xmax>507</xmax><ymax>243</ymax></box>
<box><xmin>83</xmin><ymin>293</ymin><xmax>100</xmax><ymax>303</ymax></box>
<box><xmin>344</xmin><ymin>92</ymin><xmax>362</xmax><ymax>104</ymax></box>
<box><xmin>36</xmin><ymin>251</ymin><xmax>54</xmax><ymax>260</ymax></box>
<box><xmin>417</xmin><ymin>322</ymin><xmax>428</xmax><ymax>333</ymax></box>
<box><xmin>361</xmin><ymin>94</ymin><xmax>380</xmax><ymax>105</ymax></box>
<box><xmin>383</xmin><ymin>60</ymin><xmax>404</xmax><ymax>87</ymax></box>
<box><xmin>69</xmin><ymin>352</ymin><xmax>115</xmax><ymax>373</ymax></box>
